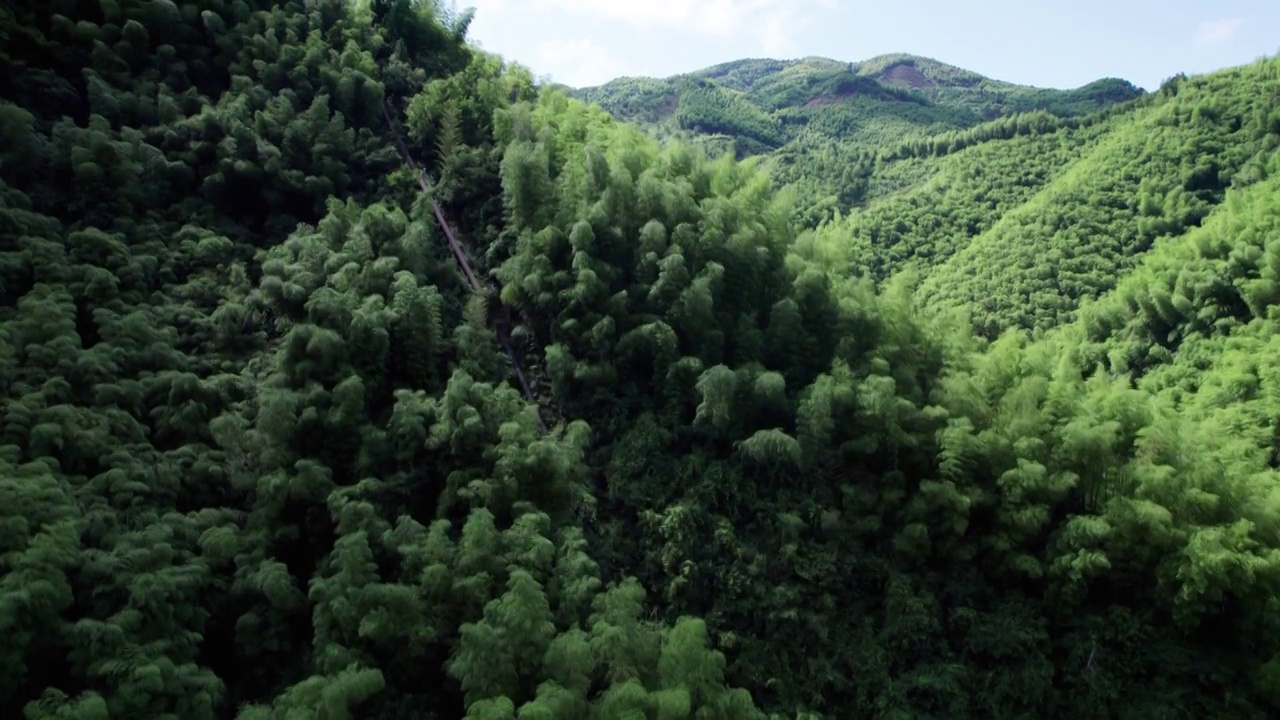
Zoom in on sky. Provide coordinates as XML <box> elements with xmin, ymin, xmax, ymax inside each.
<box><xmin>457</xmin><ymin>0</ymin><xmax>1280</xmax><ymax>91</ymax></box>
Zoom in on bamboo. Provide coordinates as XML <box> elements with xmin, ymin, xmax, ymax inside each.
<box><xmin>382</xmin><ymin>98</ymin><xmax>550</xmax><ymax>431</ymax></box>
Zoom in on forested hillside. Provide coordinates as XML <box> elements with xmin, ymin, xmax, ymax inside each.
<box><xmin>5</xmin><ymin>2</ymin><xmax>1280</xmax><ymax>720</ymax></box>
<box><xmin>572</xmin><ymin>54</ymin><xmax>1143</xmax><ymax>217</ymax></box>
<box><xmin>574</xmin><ymin>54</ymin><xmax>1141</xmax><ymax>155</ymax></box>
<box><xmin>815</xmin><ymin>59</ymin><xmax>1280</xmax><ymax>335</ymax></box>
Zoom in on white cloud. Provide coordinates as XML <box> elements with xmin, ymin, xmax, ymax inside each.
<box><xmin>531</xmin><ymin>0</ymin><xmax>745</xmax><ymax>34</ymax></box>
<box><xmin>1193</xmin><ymin>17</ymin><xmax>1244</xmax><ymax>46</ymax></box>
<box><xmin>757</xmin><ymin>8</ymin><xmax>799</xmax><ymax>57</ymax></box>
<box><xmin>460</xmin><ymin>0</ymin><xmax>841</xmax><ymax>84</ymax></box>
<box><xmin>527</xmin><ymin>0</ymin><xmax>835</xmax><ymax>54</ymax></box>
<box><xmin>535</xmin><ymin>38</ymin><xmax>628</xmax><ymax>87</ymax></box>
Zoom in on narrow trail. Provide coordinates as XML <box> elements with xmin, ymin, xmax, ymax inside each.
<box><xmin>381</xmin><ymin>99</ymin><xmax>561</xmax><ymax>432</ymax></box>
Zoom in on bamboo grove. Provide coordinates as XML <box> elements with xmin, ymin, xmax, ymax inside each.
<box><xmin>4</xmin><ymin>1</ymin><xmax>1280</xmax><ymax>719</ymax></box>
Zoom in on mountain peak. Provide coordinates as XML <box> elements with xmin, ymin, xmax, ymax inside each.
<box><xmin>572</xmin><ymin>53</ymin><xmax>1144</xmax><ymax>161</ymax></box>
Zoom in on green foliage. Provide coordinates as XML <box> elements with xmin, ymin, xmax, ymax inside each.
<box><xmin>573</xmin><ymin>52</ymin><xmax>1143</xmax><ymax>214</ymax></box>
<box><xmin>673</xmin><ymin>77</ymin><xmax>785</xmax><ymax>156</ymax></box>
<box><xmin>804</xmin><ymin>55</ymin><xmax>1280</xmax><ymax>338</ymax></box>
<box><xmin>914</xmin><ymin>57</ymin><xmax>1280</xmax><ymax>335</ymax></box>
<box><xmin>7</xmin><ymin>1</ymin><xmax>1280</xmax><ymax>719</ymax></box>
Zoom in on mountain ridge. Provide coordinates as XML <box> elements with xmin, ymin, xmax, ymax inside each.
<box><xmin>575</xmin><ymin>52</ymin><xmax>1142</xmax><ymax>94</ymax></box>
<box><xmin>566</xmin><ymin>52</ymin><xmax>1144</xmax><ymax>215</ymax></box>
<box><xmin>570</xmin><ymin>52</ymin><xmax>1144</xmax><ymax>129</ymax></box>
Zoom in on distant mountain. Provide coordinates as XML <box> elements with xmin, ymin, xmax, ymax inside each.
<box><xmin>571</xmin><ymin>53</ymin><xmax>1144</xmax><ymax>159</ymax></box>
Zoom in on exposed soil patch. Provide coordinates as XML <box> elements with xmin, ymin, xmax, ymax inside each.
<box><xmin>880</xmin><ymin>63</ymin><xmax>936</xmax><ymax>88</ymax></box>
<box><xmin>804</xmin><ymin>93</ymin><xmax>843</xmax><ymax>108</ymax></box>
<box><xmin>655</xmin><ymin>91</ymin><xmax>679</xmax><ymax>118</ymax></box>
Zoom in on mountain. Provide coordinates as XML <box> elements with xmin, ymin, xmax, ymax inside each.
<box><xmin>573</xmin><ymin>53</ymin><xmax>1142</xmax><ymax>153</ymax></box>
<box><xmin>571</xmin><ymin>53</ymin><xmax>1144</xmax><ymax>217</ymax></box>
<box><xmin>812</xmin><ymin>57</ymin><xmax>1280</xmax><ymax>336</ymax></box>
<box><xmin>6</xmin><ymin>2</ymin><xmax>1280</xmax><ymax>720</ymax></box>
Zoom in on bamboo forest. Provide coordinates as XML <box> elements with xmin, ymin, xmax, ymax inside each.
<box><xmin>6</xmin><ymin>1</ymin><xmax>1280</xmax><ymax>718</ymax></box>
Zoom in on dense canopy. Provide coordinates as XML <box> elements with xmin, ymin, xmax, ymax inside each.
<box><xmin>3</xmin><ymin>2</ymin><xmax>1280</xmax><ymax>719</ymax></box>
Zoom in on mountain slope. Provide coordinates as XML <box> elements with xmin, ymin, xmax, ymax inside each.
<box><xmin>573</xmin><ymin>53</ymin><xmax>1142</xmax><ymax>154</ymax></box>
<box><xmin>803</xmin><ymin>56</ymin><xmax>1280</xmax><ymax>337</ymax></box>
<box><xmin>572</xmin><ymin>53</ymin><xmax>1143</xmax><ymax>219</ymax></box>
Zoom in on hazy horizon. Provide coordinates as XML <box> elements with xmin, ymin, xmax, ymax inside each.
<box><xmin>459</xmin><ymin>0</ymin><xmax>1280</xmax><ymax>91</ymax></box>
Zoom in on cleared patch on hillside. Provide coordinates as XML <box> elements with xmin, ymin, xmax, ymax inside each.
<box><xmin>804</xmin><ymin>93</ymin><xmax>844</xmax><ymax>108</ymax></box>
<box><xmin>655</xmin><ymin>91</ymin><xmax>680</xmax><ymax>118</ymax></box>
<box><xmin>880</xmin><ymin>63</ymin><xmax>936</xmax><ymax>88</ymax></box>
